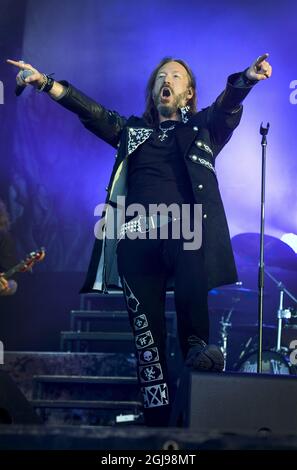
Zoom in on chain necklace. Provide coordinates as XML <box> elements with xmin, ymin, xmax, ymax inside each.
<box><xmin>158</xmin><ymin>123</ymin><xmax>176</xmax><ymax>142</ymax></box>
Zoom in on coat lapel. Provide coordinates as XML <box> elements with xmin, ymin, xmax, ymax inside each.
<box><xmin>127</xmin><ymin>127</ymin><xmax>154</xmax><ymax>156</ymax></box>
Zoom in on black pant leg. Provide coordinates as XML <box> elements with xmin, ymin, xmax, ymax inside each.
<box><xmin>117</xmin><ymin>238</ymin><xmax>172</xmax><ymax>426</ymax></box>
<box><xmin>171</xmin><ymin>241</ymin><xmax>209</xmax><ymax>359</ymax></box>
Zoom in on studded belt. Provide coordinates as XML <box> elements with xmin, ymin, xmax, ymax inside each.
<box><xmin>119</xmin><ymin>214</ymin><xmax>180</xmax><ymax>238</ymax></box>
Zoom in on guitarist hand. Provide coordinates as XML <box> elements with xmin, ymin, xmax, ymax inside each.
<box><xmin>0</xmin><ymin>275</ymin><xmax>17</xmax><ymax>296</ymax></box>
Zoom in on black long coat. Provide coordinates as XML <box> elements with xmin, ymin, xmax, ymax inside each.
<box><xmin>57</xmin><ymin>72</ymin><xmax>254</xmax><ymax>292</ymax></box>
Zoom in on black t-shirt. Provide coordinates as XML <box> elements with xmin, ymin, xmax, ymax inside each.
<box><xmin>126</xmin><ymin>120</ymin><xmax>194</xmax><ymax>210</ymax></box>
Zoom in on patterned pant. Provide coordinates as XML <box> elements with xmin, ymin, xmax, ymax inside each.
<box><xmin>117</xmin><ymin>231</ymin><xmax>209</xmax><ymax>426</ymax></box>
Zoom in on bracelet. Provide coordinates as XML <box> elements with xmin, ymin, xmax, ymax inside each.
<box><xmin>37</xmin><ymin>73</ymin><xmax>55</xmax><ymax>93</ymax></box>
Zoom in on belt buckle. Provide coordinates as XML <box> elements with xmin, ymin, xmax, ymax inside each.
<box><xmin>138</xmin><ymin>215</ymin><xmax>150</xmax><ymax>233</ymax></box>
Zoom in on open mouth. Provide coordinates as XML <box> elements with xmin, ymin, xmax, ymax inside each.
<box><xmin>161</xmin><ymin>87</ymin><xmax>171</xmax><ymax>98</ymax></box>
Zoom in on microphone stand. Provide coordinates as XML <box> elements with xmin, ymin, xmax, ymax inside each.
<box><xmin>257</xmin><ymin>122</ymin><xmax>270</xmax><ymax>373</ymax></box>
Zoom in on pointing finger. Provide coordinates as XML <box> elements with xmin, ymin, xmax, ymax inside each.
<box><xmin>255</xmin><ymin>53</ymin><xmax>269</xmax><ymax>66</ymax></box>
<box><xmin>6</xmin><ymin>59</ymin><xmax>34</xmax><ymax>70</ymax></box>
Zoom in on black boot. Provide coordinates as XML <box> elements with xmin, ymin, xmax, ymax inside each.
<box><xmin>185</xmin><ymin>340</ymin><xmax>224</xmax><ymax>372</ymax></box>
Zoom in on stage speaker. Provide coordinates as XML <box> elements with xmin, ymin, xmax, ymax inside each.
<box><xmin>171</xmin><ymin>370</ymin><xmax>297</xmax><ymax>436</ymax></box>
<box><xmin>0</xmin><ymin>370</ymin><xmax>41</xmax><ymax>424</ymax></box>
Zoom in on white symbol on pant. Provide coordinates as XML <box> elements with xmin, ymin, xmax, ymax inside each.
<box><xmin>139</xmin><ymin>363</ymin><xmax>163</xmax><ymax>383</ymax></box>
<box><xmin>143</xmin><ymin>351</ymin><xmax>153</xmax><ymax>362</ymax></box>
<box><xmin>139</xmin><ymin>347</ymin><xmax>159</xmax><ymax>364</ymax></box>
<box><xmin>135</xmin><ymin>331</ymin><xmax>154</xmax><ymax>350</ymax></box>
<box><xmin>141</xmin><ymin>383</ymin><xmax>169</xmax><ymax>408</ymax></box>
<box><xmin>144</xmin><ymin>367</ymin><xmax>156</xmax><ymax>381</ymax></box>
<box><xmin>133</xmin><ymin>314</ymin><xmax>148</xmax><ymax>331</ymax></box>
<box><xmin>123</xmin><ymin>277</ymin><xmax>140</xmax><ymax>313</ymax></box>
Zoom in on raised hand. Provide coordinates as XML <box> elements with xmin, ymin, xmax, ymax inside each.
<box><xmin>6</xmin><ymin>59</ymin><xmax>44</xmax><ymax>88</ymax></box>
<box><xmin>245</xmin><ymin>53</ymin><xmax>272</xmax><ymax>82</ymax></box>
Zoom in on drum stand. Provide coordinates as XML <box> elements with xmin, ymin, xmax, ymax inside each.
<box><xmin>219</xmin><ymin>307</ymin><xmax>234</xmax><ymax>371</ymax></box>
<box><xmin>265</xmin><ymin>270</ymin><xmax>297</xmax><ymax>352</ymax></box>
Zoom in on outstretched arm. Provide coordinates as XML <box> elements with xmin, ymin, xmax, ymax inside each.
<box><xmin>207</xmin><ymin>53</ymin><xmax>272</xmax><ymax>149</ymax></box>
<box><xmin>6</xmin><ymin>59</ymin><xmax>126</xmax><ymax>148</ymax></box>
<box><xmin>6</xmin><ymin>59</ymin><xmax>66</xmax><ymax>99</ymax></box>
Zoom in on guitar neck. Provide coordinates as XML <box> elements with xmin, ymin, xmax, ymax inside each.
<box><xmin>2</xmin><ymin>248</ymin><xmax>45</xmax><ymax>279</ymax></box>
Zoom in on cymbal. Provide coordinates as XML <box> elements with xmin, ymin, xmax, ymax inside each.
<box><xmin>232</xmin><ymin>233</ymin><xmax>297</xmax><ymax>271</ymax></box>
<box><xmin>210</xmin><ymin>286</ymin><xmax>259</xmax><ymax>299</ymax></box>
<box><xmin>208</xmin><ymin>285</ymin><xmax>265</xmax><ymax>311</ymax></box>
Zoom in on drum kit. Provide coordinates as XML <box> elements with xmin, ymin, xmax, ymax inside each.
<box><xmin>214</xmin><ymin>233</ymin><xmax>297</xmax><ymax>375</ymax></box>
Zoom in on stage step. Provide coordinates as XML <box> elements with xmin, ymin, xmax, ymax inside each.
<box><xmin>60</xmin><ymin>331</ymin><xmax>135</xmax><ymax>353</ymax></box>
<box><xmin>60</xmin><ymin>331</ymin><xmax>177</xmax><ymax>354</ymax></box>
<box><xmin>70</xmin><ymin>309</ymin><xmax>177</xmax><ymax>333</ymax></box>
<box><xmin>34</xmin><ymin>375</ymin><xmax>138</xmax><ymax>385</ymax></box>
<box><xmin>79</xmin><ymin>290</ymin><xmax>176</xmax><ymax>311</ymax></box>
<box><xmin>31</xmin><ymin>399</ymin><xmax>143</xmax><ymax>426</ymax></box>
<box><xmin>78</xmin><ymin>288</ymin><xmax>247</xmax><ymax>312</ymax></box>
<box><xmin>32</xmin><ymin>399</ymin><xmax>142</xmax><ymax>409</ymax></box>
<box><xmin>32</xmin><ymin>375</ymin><xmax>139</xmax><ymax>401</ymax></box>
<box><xmin>2</xmin><ymin>352</ymin><xmax>138</xmax><ymax>400</ymax></box>
<box><xmin>70</xmin><ymin>310</ymin><xmax>129</xmax><ymax>331</ymax></box>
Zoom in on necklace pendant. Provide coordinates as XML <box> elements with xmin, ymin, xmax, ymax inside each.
<box><xmin>158</xmin><ymin>132</ymin><xmax>167</xmax><ymax>142</ymax></box>
<box><xmin>158</xmin><ymin>123</ymin><xmax>175</xmax><ymax>142</ymax></box>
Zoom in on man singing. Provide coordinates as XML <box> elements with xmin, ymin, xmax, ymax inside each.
<box><xmin>7</xmin><ymin>54</ymin><xmax>272</xmax><ymax>425</ymax></box>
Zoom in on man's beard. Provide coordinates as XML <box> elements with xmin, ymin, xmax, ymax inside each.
<box><xmin>155</xmin><ymin>90</ymin><xmax>189</xmax><ymax>119</ymax></box>
<box><xmin>158</xmin><ymin>104</ymin><xmax>177</xmax><ymax>118</ymax></box>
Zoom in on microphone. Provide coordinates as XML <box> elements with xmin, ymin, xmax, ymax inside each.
<box><xmin>15</xmin><ymin>69</ymin><xmax>34</xmax><ymax>96</ymax></box>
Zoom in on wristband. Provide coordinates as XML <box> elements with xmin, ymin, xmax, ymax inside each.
<box><xmin>37</xmin><ymin>73</ymin><xmax>55</xmax><ymax>93</ymax></box>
